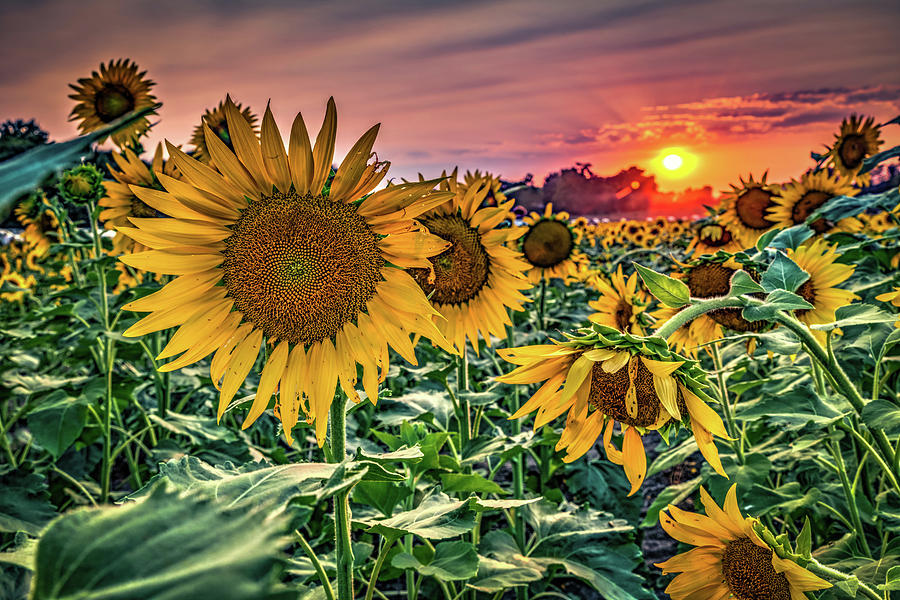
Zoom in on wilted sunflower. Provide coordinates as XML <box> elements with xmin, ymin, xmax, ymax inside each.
<box><xmin>463</xmin><ymin>169</ymin><xmax>506</xmax><ymax>207</ymax></box>
<box><xmin>787</xmin><ymin>239</ymin><xmax>858</xmax><ymax>334</ymax></box>
<box><xmin>190</xmin><ymin>99</ymin><xmax>259</xmax><ymax>164</ymax></box>
<box><xmin>496</xmin><ymin>324</ymin><xmax>728</xmax><ymax>495</ymax></box>
<box><xmin>15</xmin><ymin>195</ymin><xmax>60</xmax><ymax>257</ymax></box>
<box><xmin>68</xmin><ymin>59</ymin><xmax>157</xmax><ymax>147</ymax></box>
<box><xmin>587</xmin><ymin>266</ymin><xmax>648</xmax><ymax>334</ymax></box>
<box><xmin>118</xmin><ymin>97</ymin><xmax>456</xmax><ymax>445</ymax></box>
<box><xmin>520</xmin><ymin>203</ymin><xmax>587</xmax><ymax>282</ymax></box>
<box><xmin>686</xmin><ymin>222</ymin><xmax>745</xmax><ymax>256</ymax></box>
<box><xmin>827</xmin><ymin>115</ymin><xmax>882</xmax><ymax>183</ymax></box>
<box><xmin>407</xmin><ymin>173</ymin><xmax>531</xmax><ymax>354</ymax></box>
<box><xmin>876</xmin><ymin>287</ymin><xmax>900</xmax><ymax>328</ymax></box>
<box><xmin>768</xmin><ymin>171</ymin><xmax>861</xmax><ymax>236</ymax></box>
<box><xmin>99</xmin><ymin>143</ymin><xmax>182</xmax><ymax>254</ymax></box>
<box><xmin>719</xmin><ymin>173</ymin><xmax>779</xmax><ymax>248</ymax></box>
<box><xmin>657</xmin><ymin>485</ymin><xmax>830</xmax><ymax>600</ymax></box>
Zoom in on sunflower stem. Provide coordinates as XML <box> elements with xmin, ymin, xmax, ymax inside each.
<box><xmin>711</xmin><ymin>343</ymin><xmax>744</xmax><ymax>465</ymax></box>
<box><xmin>364</xmin><ymin>535</ymin><xmax>397</xmax><ymax>600</ymax></box>
<box><xmin>537</xmin><ymin>278</ymin><xmax>547</xmax><ymax>330</ymax></box>
<box><xmin>654</xmin><ymin>297</ymin><xmax>745</xmax><ymax>341</ymax></box>
<box><xmin>826</xmin><ymin>433</ymin><xmax>871</xmax><ymax>558</ymax></box>
<box><xmin>329</xmin><ymin>399</ymin><xmax>355</xmax><ymax>600</ymax></box>
<box><xmin>296</xmin><ymin>530</ymin><xmax>336</xmax><ymax>600</ymax></box>
<box><xmin>506</xmin><ymin>325</ymin><xmax>528</xmax><ymax>600</ymax></box>
<box><xmin>805</xmin><ymin>558</ymin><xmax>881</xmax><ymax>600</ymax></box>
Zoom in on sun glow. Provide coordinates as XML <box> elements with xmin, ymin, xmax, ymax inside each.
<box><xmin>653</xmin><ymin>147</ymin><xmax>698</xmax><ymax>179</ymax></box>
<box><xmin>662</xmin><ymin>154</ymin><xmax>683</xmax><ymax>170</ymax></box>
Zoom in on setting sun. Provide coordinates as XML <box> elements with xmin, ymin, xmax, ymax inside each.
<box><xmin>653</xmin><ymin>146</ymin><xmax>698</xmax><ymax>179</ymax></box>
<box><xmin>662</xmin><ymin>153</ymin><xmax>683</xmax><ymax>170</ymax></box>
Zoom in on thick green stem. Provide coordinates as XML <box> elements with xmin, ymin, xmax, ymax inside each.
<box><xmin>654</xmin><ymin>297</ymin><xmax>745</xmax><ymax>340</ymax></box>
<box><xmin>364</xmin><ymin>536</ymin><xmax>397</xmax><ymax>600</ymax></box>
<box><xmin>805</xmin><ymin>558</ymin><xmax>881</xmax><ymax>600</ymax></box>
<box><xmin>100</xmin><ymin>338</ymin><xmax>116</xmax><ymax>503</ymax></box>
<box><xmin>329</xmin><ymin>399</ymin><xmax>355</xmax><ymax>600</ymax></box>
<box><xmin>711</xmin><ymin>343</ymin><xmax>744</xmax><ymax>465</ymax></box>
<box><xmin>506</xmin><ymin>326</ymin><xmax>528</xmax><ymax>597</ymax></box>
<box><xmin>827</xmin><ymin>437</ymin><xmax>871</xmax><ymax>558</ymax></box>
<box><xmin>296</xmin><ymin>530</ymin><xmax>336</xmax><ymax>600</ymax></box>
<box><xmin>537</xmin><ymin>278</ymin><xmax>547</xmax><ymax>330</ymax></box>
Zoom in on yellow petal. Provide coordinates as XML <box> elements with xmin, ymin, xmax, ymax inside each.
<box><xmin>260</xmin><ymin>103</ymin><xmax>292</xmax><ymax>193</ymax></box>
<box><xmin>224</xmin><ymin>96</ymin><xmax>268</xmax><ymax>192</ymax></box>
<box><xmin>244</xmin><ymin>340</ymin><xmax>290</xmax><ymax>427</ymax></box>
<box><xmin>288</xmin><ymin>111</ymin><xmax>314</xmax><ymax>194</ymax></box>
<box><xmin>217</xmin><ymin>328</ymin><xmax>263</xmax><ymax>420</ymax></box>
<box><xmin>310</xmin><ymin>97</ymin><xmax>337</xmax><ymax>195</ymax></box>
<box><xmin>622</xmin><ymin>426</ymin><xmax>646</xmax><ymax>496</ymax></box>
<box><xmin>330</xmin><ymin>123</ymin><xmax>379</xmax><ymax>203</ymax></box>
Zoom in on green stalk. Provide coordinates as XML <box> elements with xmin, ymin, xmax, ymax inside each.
<box><xmin>827</xmin><ymin>436</ymin><xmax>871</xmax><ymax>558</ymax></box>
<box><xmin>710</xmin><ymin>343</ymin><xmax>744</xmax><ymax>465</ymax></box>
<box><xmin>296</xmin><ymin>530</ymin><xmax>336</xmax><ymax>600</ymax></box>
<box><xmin>364</xmin><ymin>536</ymin><xmax>398</xmax><ymax>600</ymax></box>
<box><xmin>329</xmin><ymin>399</ymin><xmax>355</xmax><ymax>600</ymax></box>
<box><xmin>506</xmin><ymin>326</ymin><xmax>528</xmax><ymax>597</ymax></box>
<box><xmin>805</xmin><ymin>558</ymin><xmax>881</xmax><ymax>600</ymax></box>
<box><xmin>100</xmin><ymin>337</ymin><xmax>116</xmax><ymax>503</ymax></box>
<box><xmin>537</xmin><ymin>278</ymin><xmax>547</xmax><ymax>330</ymax></box>
<box><xmin>654</xmin><ymin>297</ymin><xmax>745</xmax><ymax>340</ymax></box>
<box><xmin>0</xmin><ymin>409</ymin><xmax>17</xmax><ymax>467</ymax></box>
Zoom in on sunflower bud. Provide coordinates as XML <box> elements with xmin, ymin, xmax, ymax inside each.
<box><xmin>57</xmin><ymin>164</ymin><xmax>105</xmax><ymax>205</ymax></box>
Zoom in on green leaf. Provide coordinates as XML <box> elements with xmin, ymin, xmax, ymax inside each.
<box><xmin>796</xmin><ymin>517</ymin><xmax>812</xmax><ymax>559</ymax></box>
<box><xmin>861</xmin><ymin>400</ymin><xmax>900</xmax><ymax>435</ymax></box>
<box><xmin>760</xmin><ymin>251</ymin><xmax>809</xmax><ymax>293</ymax></box>
<box><xmin>834</xmin><ymin>575</ymin><xmax>860</xmax><ymax>598</ymax></box>
<box><xmin>768</xmin><ymin>225</ymin><xmax>814</xmax><ymax>250</ymax></box>
<box><xmin>26</xmin><ymin>391</ymin><xmax>88</xmax><ymax>459</ymax></box>
<box><xmin>356</xmin><ymin>445</ymin><xmax>424</xmax><ymax>465</ymax></box>
<box><xmin>745</xmin><ymin>482</ymin><xmax>820</xmax><ymax>517</ymax></box>
<box><xmin>0</xmin><ymin>470</ymin><xmax>56</xmax><ymax>535</ymax></box>
<box><xmin>633</xmin><ymin>263</ymin><xmax>690</xmax><ymax>307</ymax></box>
<box><xmin>361</xmin><ymin>490</ymin><xmax>476</xmax><ymax>540</ymax></box>
<box><xmin>647</xmin><ymin>439</ymin><xmax>698</xmax><ymax>478</ymax></box>
<box><xmin>0</xmin><ymin>537</ymin><xmax>37</xmax><ymax>570</ymax></box>
<box><xmin>728</xmin><ymin>270</ymin><xmax>765</xmax><ymax>296</ymax></box>
<box><xmin>392</xmin><ymin>540</ymin><xmax>479</xmax><ymax>581</ymax></box>
<box><xmin>880</xmin><ymin>565</ymin><xmax>900</xmax><ymax>591</ymax></box>
<box><xmin>353</xmin><ymin>482</ymin><xmax>412</xmax><ymax>517</ymax></box>
<box><xmin>742</xmin><ymin>290</ymin><xmax>813</xmax><ymax>322</ymax></box>
<box><xmin>755</xmin><ymin>227</ymin><xmax>780</xmax><ymax>251</ymax></box>
<box><xmin>467</xmin><ymin>556</ymin><xmax>544</xmax><ymax>593</ymax></box>
<box><xmin>469</xmin><ymin>497</ymin><xmax>541</xmax><ymax>512</ymax></box>
<box><xmin>810</xmin><ymin>303</ymin><xmax>898</xmax><ymax>331</ymax></box>
<box><xmin>639</xmin><ymin>476</ymin><xmax>701</xmax><ymax>527</ymax></box>
<box><xmin>31</xmin><ymin>484</ymin><xmax>287</xmax><ymax>600</ymax></box>
<box><xmin>440</xmin><ymin>473</ymin><xmax>507</xmax><ymax>495</ymax></box>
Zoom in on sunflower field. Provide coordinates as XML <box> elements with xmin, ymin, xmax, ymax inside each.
<box><xmin>1</xmin><ymin>60</ymin><xmax>899</xmax><ymax>600</ymax></box>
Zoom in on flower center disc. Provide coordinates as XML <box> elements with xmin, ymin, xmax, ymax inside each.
<box><xmin>130</xmin><ymin>197</ymin><xmax>158</xmax><ymax>218</ymax></box>
<box><xmin>94</xmin><ymin>84</ymin><xmax>136</xmax><ymax>123</ymax></box>
<box><xmin>222</xmin><ymin>191</ymin><xmax>383</xmax><ymax>345</ymax></box>
<box><xmin>699</xmin><ymin>225</ymin><xmax>733</xmax><ymax>247</ymax></box>
<box><xmin>587</xmin><ymin>359</ymin><xmax>681</xmax><ymax>427</ymax></box>
<box><xmin>685</xmin><ymin>263</ymin><xmax>766</xmax><ymax>332</ymax></box>
<box><xmin>721</xmin><ymin>537</ymin><xmax>791</xmax><ymax>600</ymax></box>
<box><xmin>794</xmin><ymin>279</ymin><xmax>817</xmax><ymax>317</ymax></box>
<box><xmin>735</xmin><ymin>188</ymin><xmax>775</xmax><ymax>230</ymax></box>
<box><xmin>614</xmin><ymin>300</ymin><xmax>633</xmax><ymax>331</ymax></box>
<box><xmin>791</xmin><ymin>191</ymin><xmax>833</xmax><ymax>234</ymax></box>
<box><xmin>838</xmin><ymin>134</ymin><xmax>866</xmax><ymax>169</ymax></box>
<box><xmin>409</xmin><ymin>214</ymin><xmax>489</xmax><ymax>305</ymax></box>
<box><xmin>522</xmin><ymin>220</ymin><xmax>574</xmax><ymax>268</ymax></box>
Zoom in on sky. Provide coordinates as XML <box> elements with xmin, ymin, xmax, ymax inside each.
<box><xmin>1</xmin><ymin>0</ymin><xmax>899</xmax><ymax>194</ymax></box>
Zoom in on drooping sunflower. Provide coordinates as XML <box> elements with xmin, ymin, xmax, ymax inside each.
<box><xmin>118</xmin><ymin>97</ymin><xmax>456</xmax><ymax>445</ymax></box>
<box><xmin>719</xmin><ymin>173</ymin><xmax>779</xmax><ymax>248</ymax></box>
<box><xmin>407</xmin><ymin>173</ymin><xmax>532</xmax><ymax>354</ymax></box>
<box><xmin>876</xmin><ymin>287</ymin><xmax>900</xmax><ymax>328</ymax></box>
<box><xmin>190</xmin><ymin>99</ymin><xmax>259</xmax><ymax>164</ymax></box>
<box><xmin>787</xmin><ymin>239</ymin><xmax>858</xmax><ymax>333</ymax></box>
<box><xmin>99</xmin><ymin>143</ymin><xmax>182</xmax><ymax>254</ymax></box>
<box><xmin>768</xmin><ymin>170</ymin><xmax>862</xmax><ymax>236</ymax></box>
<box><xmin>463</xmin><ymin>169</ymin><xmax>506</xmax><ymax>207</ymax></box>
<box><xmin>68</xmin><ymin>59</ymin><xmax>157</xmax><ymax>147</ymax></box>
<box><xmin>15</xmin><ymin>195</ymin><xmax>61</xmax><ymax>257</ymax></box>
<box><xmin>496</xmin><ymin>324</ymin><xmax>728</xmax><ymax>495</ymax></box>
<box><xmin>519</xmin><ymin>203</ymin><xmax>588</xmax><ymax>283</ymax></box>
<box><xmin>656</xmin><ymin>485</ymin><xmax>830</xmax><ymax>600</ymax></box>
<box><xmin>827</xmin><ymin>114</ymin><xmax>882</xmax><ymax>183</ymax></box>
<box><xmin>587</xmin><ymin>266</ymin><xmax>648</xmax><ymax>335</ymax></box>
<box><xmin>686</xmin><ymin>222</ymin><xmax>746</xmax><ymax>257</ymax></box>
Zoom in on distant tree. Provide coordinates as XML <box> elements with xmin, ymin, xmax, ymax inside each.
<box><xmin>0</xmin><ymin>119</ymin><xmax>49</xmax><ymax>161</ymax></box>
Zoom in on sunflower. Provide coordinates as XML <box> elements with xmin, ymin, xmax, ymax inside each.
<box><xmin>656</xmin><ymin>485</ymin><xmax>830</xmax><ymax>600</ymax></box>
<box><xmin>99</xmin><ymin>143</ymin><xmax>182</xmax><ymax>254</ymax></box>
<box><xmin>827</xmin><ymin>115</ymin><xmax>882</xmax><ymax>183</ymax></box>
<box><xmin>686</xmin><ymin>222</ymin><xmax>746</xmax><ymax>256</ymax></box>
<box><xmin>1</xmin><ymin>272</ymin><xmax>35</xmax><ymax>303</ymax></box>
<box><xmin>407</xmin><ymin>173</ymin><xmax>531</xmax><ymax>354</ymax></box>
<box><xmin>118</xmin><ymin>97</ymin><xmax>456</xmax><ymax>445</ymax></box>
<box><xmin>463</xmin><ymin>169</ymin><xmax>506</xmax><ymax>207</ymax></box>
<box><xmin>768</xmin><ymin>171</ymin><xmax>862</xmax><ymax>236</ymax></box>
<box><xmin>876</xmin><ymin>287</ymin><xmax>900</xmax><ymax>328</ymax></box>
<box><xmin>496</xmin><ymin>324</ymin><xmax>728</xmax><ymax>495</ymax></box>
<box><xmin>519</xmin><ymin>203</ymin><xmax>588</xmax><ymax>282</ymax></box>
<box><xmin>68</xmin><ymin>59</ymin><xmax>157</xmax><ymax>147</ymax></box>
<box><xmin>719</xmin><ymin>173</ymin><xmax>779</xmax><ymax>248</ymax></box>
<box><xmin>190</xmin><ymin>99</ymin><xmax>259</xmax><ymax>164</ymax></box>
<box><xmin>787</xmin><ymin>239</ymin><xmax>858</xmax><ymax>334</ymax></box>
<box><xmin>15</xmin><ymin>195</ymin><xmax>60</xmax><ymax>257</ymax></box>
<box><xmin>587</xmin><ymin>266</ymin><xmax>648</xmax><ymax>334</ymax></box>
<box><xmin>681</xmin><ymin>255</ymin><xmax>768</xmax><ymax>334</ymax></box>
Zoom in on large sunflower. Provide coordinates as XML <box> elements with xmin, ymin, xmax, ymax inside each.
<box><xmin>520</xmin><ymin>203</ymin><xmax>588</xmax><ymax>283</ymax></box>
<box><xmin>768</xmin><ymin>171</ymin><xmax>861</xmax><ymax>236</ymax></box>
<box><xmin>719</xmin><ymin>173</ymin><xmax>779</xmax><ymax>248</ymax></box>
<box><xmin>787</xmin><ymin>239</ymin><xmax>858</xmax><ymax>332</ymax></box>
<box><xmin>827</xmin><ymin>114</ymin><xmax>882</xmax><ymax>183</ymax></box>
<box><xmin>496</xmin><ymin>325</ymin><xmax>728</xmax><ymax>495</ymax></box>
<box><xmin>190</xmin><ymin>99</ymin><xmax>259</xmax><ymax>164</ymax></box>
<box><xmin>15</xmin><ymin>195</ymin><xmax>60</xmax><ymax>257</ymax></box>
<box><xmin>657</xmin><ymin>485</ymin><xmax>830</xmax><ymax>600</ymax></box>
<box><xmin>587</xmin><ymin>266</ymin><xmax>648</xmax><ymax>334</ymax></box>
<box><xmin>407</xmin><ymin>173</ymin><xmax>531</xmax><ymax>354</ymax></box>
<box><xmin>681</xmin><ymin>255</ymin><xmax>768</xmax><ymax>334</ymax></box>
<box><xmin>118</xmin><ymin>97</ymin><xmax>456</xmax><ymax>445</ymax></box>
<box><xmin>99</xmin><ymin>143</ymin><xmax>182</xmax><ymax>254</ymax></box>
<box><xmin>686</xmin><ymin>222</ymin><xmax>746</xmax><ymax>257</ymax></box>
<box><xmin>68</xmin><ymin>59</ymin><xmax>157</xmax><ymax>147</ymax></box>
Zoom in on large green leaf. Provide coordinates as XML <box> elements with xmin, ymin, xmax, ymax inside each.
<box><xmin>392</xmin><ymin>540</ymin><xmax>479</xmax><ymax>581</ymax></box>
<box><xmin>760</xmin><ymin>251</ymin><xmax>809</xmax><ymax>293</ymax></box>
<box><xmin>440</xmin><ymin>473</ymin><xmax>507</xmax><ymax>495</ymax></box>
<box><xmin>633</xmin><ymin>263</ymin><xmax>690</xmax><ymax>307</ymax></box>
<box><xmin>30</xmin><ymin>484</ymin><xmax>287</xmax><ymax>600</ymax></box>
<box><xmin>25</xmin><ymin>390</ymin><xmax>88</xmax><ymax>459</ymax></box>
<box><xmin>360</xmin><ymin>490</ymin><xmax>476</xmax><ymax>540</ymax></box>
<box><xmin>810</xmin><ymin>303</ymin><xmax>898</xmax><ymax>332</ymax></box>
<box><xmin>861</xmin><ymin>400</ymin><xmax>900</xmax><ymax>435</ymax></box>
<box><xmin>0</xmin><ymin>470</ymin><xmax>56</xmax><ymax>535</ymax></box>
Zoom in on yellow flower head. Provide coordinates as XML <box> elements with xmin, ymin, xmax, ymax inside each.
<box><xmin>407</xmin><ymin>171</ymin><xmax>532</xmax><ymax>354</ymax></box>
<box><xmin>118</xmin><ymin>97</ymin><xmax>457</xmax><ymax>446</ymax></box>
<box><xmin>497</xmin><ymin>324</ymin><xmax>728</xmax><ymax>495</ymax></box>
<box><xmin>519</xmin><ymin>203</ymin><xmax>588</xmax><ymax>283</ymax></box>
<box><xmin>657</xmin><ymin>485</ymin><xmax>830</xmax><ymax>600</ymax></box>
<box><xmin>462</xmin><ymin>169</ymin><xmax>507</xmax><ymax>207</ymax></box>
<box><xmin>768</xmin><ymin>170</ymin><xmax>862</xmax><ymax>236</ymax></box>
<box><xmin>787</xmin><ymin>239</ymin><xmax>858</xmax><ymax>331</ymax></box>
<box><xmin>686</xmin><ymin>221</ymin><xmax>746</xmax><ymax>257</ymax></box>
<box><xmin>68</xmin><ymin>59</ymin><xmax>157</xmax><ymax>147</ymax></box>
<box><xmin>827</xmin><ymin>114</ymin><xmax>882</xmax><ymax>183</ymax></box>
<box><xmin>14</xmin><ymin>195</ymin><xmax>60</xmax><ymax>257</ymax></box>
<box><xmin>190</xmin><ymin>99</ymin><xmax>259</xmax><ymax>165</ymax></box>
<box><xmin>587</xmin><ymin>265</ymin><xmax>648</xmax><ymax>335</ymax></box>
<box><xmin>719</xmin><ymin>173</ymin><xmax>779</xmax><ymax>248</ymax></box>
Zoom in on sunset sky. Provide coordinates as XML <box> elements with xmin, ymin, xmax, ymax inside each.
<box><xmin>1</xmin><ymin>0</ymin><xmax>898</xmax><ymax>194</ymax></box>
